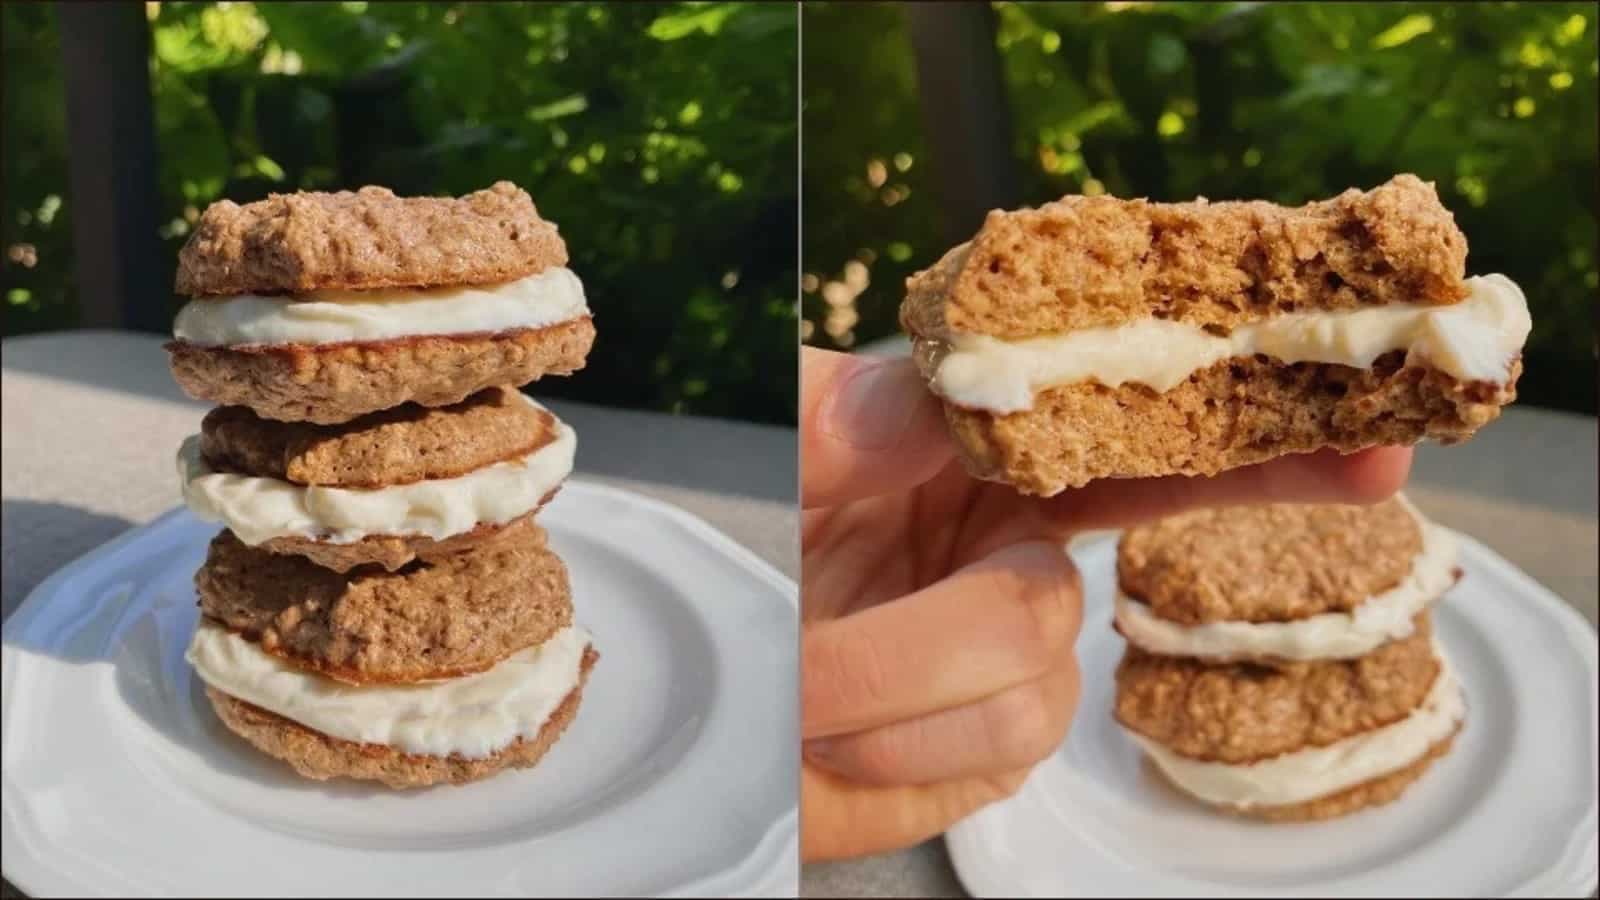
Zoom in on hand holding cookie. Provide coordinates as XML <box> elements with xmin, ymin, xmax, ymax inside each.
<box><xmin>799</xmin><ymin>347</ymin><xmax>1415</xmax><ymax>860</ymax></box>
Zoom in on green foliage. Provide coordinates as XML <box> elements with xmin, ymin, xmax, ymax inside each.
<box><xmin>803</xmin><ymin>2</ymin><xmax>1598</xmax><ymax>413</ymax></box>
<box><xmin>3</xmin><ymin>4</ymin><xmax>75</xmax><ymax>333</ymax></box>
<box><xmin>3</xmin><ymin>1</ymin><xmax>798</xmax><ymax>424</ymax></box>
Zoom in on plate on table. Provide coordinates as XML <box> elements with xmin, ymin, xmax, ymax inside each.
<box><xmin>3</xmin><ymin>480</ymin><xmax>798</xmax><ymax>897</ymax></box>
<box><xmin>946</xmin><ymin>530</ymin><xmax>1598</xmax><ymax>898</ymax></box>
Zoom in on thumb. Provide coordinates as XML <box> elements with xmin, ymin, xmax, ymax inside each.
<box><xmin>802</xmin><ymin>347</ymin><xmax>953</xmax><ymax>509</ymax></box>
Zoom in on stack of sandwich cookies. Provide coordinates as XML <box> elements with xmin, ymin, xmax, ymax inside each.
<box><xmin>901</xmin><ymin>175</ymin><xmax>1531</xmax><ymax>496</ymax></box>
<box><xmin>1111</xmin><ymin>498</ymin><xmax>1466</xmax><ymax>821</ymax></box>
<box><xmin>166</xmin><ymin>182</ymin><xmax>598</xmax><ymax>788</ymax></box>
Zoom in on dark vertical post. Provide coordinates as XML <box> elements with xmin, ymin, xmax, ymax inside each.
<box><xmin>57</xmin><ymin>1</ymin><xmax>166</xmax><ymax>332</ymax></box>
<box><xmin>904</xmin><ymin>2</ymin><xmax>1020</xmax><ymax>246</ymax></box>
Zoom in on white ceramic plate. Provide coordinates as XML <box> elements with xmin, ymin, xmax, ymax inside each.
<box><xmin>947</xmin><ymin>529</ymin><xmax>1598</xmax><ymax>898</ymax></box>
<box><xmin>2</xmin><ymin>480</ymin><xmax>798</xmax><ymax>898</ymax></box>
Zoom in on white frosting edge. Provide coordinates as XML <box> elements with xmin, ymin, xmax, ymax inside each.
<box><xmin>1130</xmin><ymin>643</ymin><xmax>1464</xmax><ymax>808</ymax></box>
<box><xmin>188</xmin><ymin>620</ymin><xmax>591</xmax><ymax>759</ymax></box>
<box><xmin>172</xmin><ymin>267</ymin><xmax>590</xmax><ymax>346</ymax></box>
<box><xmin>1114</xmin><ymin>501</ymin><xmax>1459</xmax><ymax>661</ymax></box>
<box><xmin>932</xmin><ymin>274</ymin><xmax>1531</xmax><ymax>412</ymax></box>
<box><xmin>177</xmin><ymin>395</ymin><xmax>575</xmax><ymax>545</ymax></box>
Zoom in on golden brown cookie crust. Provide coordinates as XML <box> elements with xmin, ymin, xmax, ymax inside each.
<box><xmin>1116</xmin><ymin>499</ymin><xmax>1423</xmax><ymax>625</ymax></box>
<box><xmin>257</xmin><ymin>505</ymin><xmax>555</xmax><ymax>573</ymax></box>
<box><xmin>200</xmin><ymin>385</ymin><xmax>557</xmax><ymax>488</ymax></box>
<box><xmin>900</xmin><ymin>174</ymin><xmax>1467</xmax><ymax>340</ymax></box>
<box><xmin>934</xmin><ymin>351</ymin><xmax>1518</xmax><ymax>496</ymax></box>
<box><xmin>1159</xmin><ymin>730</ymin><xmax>1459</xmax><ymax>822</ymax></box>
<box><xmin>196</xmin><ymin>518</ymin><xmax>572</xmax><ymax>684</ymax></box>
<box><xmin>204</xmin><ymin>647</ymin><xmax>598</xmax><ymax>789</ymax></box>
<box><xmin>1114</xmin><ymin>619</ymin><xmax>1439</xmax><ymax>764</ymax></box>
<box><xmin>167</xmin><ymin>318</ymin><xmax>595</xmax><ymax>425</ymax></box>
<box><xmin>175</xmin><ymin>181</ymin><xmax>568</xmax><ymax>296</ymax></box>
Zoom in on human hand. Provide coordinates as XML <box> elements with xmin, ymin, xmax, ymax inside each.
<box><xmin>799</xmin><ymin>347</ymin><xmax>1413</xmax><ymax>861</ymax></box>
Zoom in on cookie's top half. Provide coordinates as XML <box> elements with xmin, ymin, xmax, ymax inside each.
<box><xmin>1117</xmin><ymin>498</ymin><xmax>1425</xmax><ymax>625</ymax></box>
<box><xmin>199</xmin><ymin>385</ymin><xmax>558</xmax><ymax>489</ymax></box>
<box><xmin>901</xmin><ymin>174</ymin><xmax>1467</xmax><ymax>340</ymax></box>
<box><xmin>176</xmin><ymin>181</ymin><xmax>568</xmax><ymax>297</ymax></box>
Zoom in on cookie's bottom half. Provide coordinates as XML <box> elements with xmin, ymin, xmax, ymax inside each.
<box><xmin>205</xmin><ymin>646</ymin><xmax>598</xmax><ymax>789</ymax></box>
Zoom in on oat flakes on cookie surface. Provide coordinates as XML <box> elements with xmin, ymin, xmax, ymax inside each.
<box><xmin>200</xmin><ymin>385</ymin><xmax>558</xmax><ymax>488</ymax></box>
<box><xmin>195</xmin><ymin>519</ymin><xmax>573</xmax><ymax>685</ymax></box>
<box><xmin>1117</xmin><ymin>498</ymin><xmax>1423</xmax><ymax>625</ymax></box>
<box><xmin>176</xmin><ymin>181</ymin><xmax>567</xmax><ymax>296</ymax></box>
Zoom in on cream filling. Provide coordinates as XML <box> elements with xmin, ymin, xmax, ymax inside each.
<box><xmin>931</xmin><ymin>273</ymin><xmax>1530</xmax><ymax>413</ymax></box>
<box><xmin>172</xmin><ymin>267</ymin><xmax>590</xmax><ymax>346</ymax></box>
<box><xmin>1115</xmin><ymin>502</ymin><xmax>1459</xmax><ymax>661</ymax></box>
<box><xmin>1130</xmin><ymin>645</ymin><xmax>1464</xmax><ymax>808</ymax></box>
<box><xmin>187</xmin><ymin>619</ymin><xmax>591</xmax><ymax>759</ymax></box>
<box><xmin>177</xmin><ymin>397</ymin><xmax>575</xmax><ymax>546</ymax></box>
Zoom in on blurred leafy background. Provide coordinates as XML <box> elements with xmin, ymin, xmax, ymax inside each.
<box><xmin>4</xmin><ymin>1</ymin><xmax>797</xmax><ymax>424</ymax></box>
<box><xmin>803</xmin><ymin>1</ymin><xmax>1598</xmax><ymax>414</ymax></box>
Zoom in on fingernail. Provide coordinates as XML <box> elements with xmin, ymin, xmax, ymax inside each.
<box><xmin>820</xmin><ymin>360</ymin><xmax>920</xmax><ymax>450</ymax></box>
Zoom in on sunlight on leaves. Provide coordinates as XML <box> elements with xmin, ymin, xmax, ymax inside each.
<box><xmin>648</xmin><ymin>4</ymin><xmax>737</xmax><ymax>40</ymax></box>
<box><xmin>1555</xmin><ymin>13</ymin><xmax>1587</xmax><ymax>46</ymax></box>
<box><xmin>1372</xmin><ymin>14</ymin><xmax>1433</xmax><ymax>50</ymax></box>
<box><xmin>35</xmin><ymin>194</ymin><xmax>60</xmax><ymax>226</ymax></box>
<box><xmin>526</xmin><ymin>94</ymin><xmax>588</xmax><ymax>121</ymax></box>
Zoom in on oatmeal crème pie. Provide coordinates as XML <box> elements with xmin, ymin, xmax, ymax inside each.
<box><xmin>166</xmin><ymin>181</ymin><xmax>595</xmax><ymax>423</ymax></box>
<box><xmin>168</xmin><ymin>182</ymin><xmax>599</xmax><ymax>788</ymax></box>
<box><xmin>179</xmin><ymin>384</ymin><xmax>575</xmax><ymax>572</ymax></box>
<box><xmin>901</xmin><ymin>175</ymin><xmax>1531</xmax><ymax>495</ymax></box>
<box><xmin>186</xmin><ymin>522</ymin><xmax>598</xmax><ymax>789</ymax></box>
<box><xmin>1111</xmin><ymin>498</ymin><xmax>1466</xmax><ymax>821</ymax></box>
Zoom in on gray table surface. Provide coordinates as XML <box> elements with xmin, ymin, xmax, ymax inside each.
<box><xmin>803</xmin><ymin>344</ymin><xmax>1600</xmax><ymax>898</ymax></box>
<box><xmin>0</xmin><ymin>330</ymin><xmax>797</xmax><ymax>899</ymax></box>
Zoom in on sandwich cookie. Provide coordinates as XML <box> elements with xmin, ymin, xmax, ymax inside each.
<box><xmin>1114</xmin><ymin>622</ymin><xmax>1464</xmax><ymax>821</ymax></box>
<box><xmin>900</xmin><ymin>175</ymin><xmax>1529</xmax><ymax>495</ymax></box>
<box><xmin>167</xmin><ymin>182</ymin><xmax>596</xmax><ymax>423</ymax></box>
<box><xmin>179</xmin><ymin>386</ymin><xmax>574</xmax><ymax>572</ymax></box>
<box><xmin>188</xmin><ymin>519</ymin><xmax>596</xmax><ymax>788</ymax></box>
<box><xmin>1114</xmin><ymin>497</ymin><xmax>1460</xmax><ymax>664</ymax></box>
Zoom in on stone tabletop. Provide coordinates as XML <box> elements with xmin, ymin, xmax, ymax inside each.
<box><xmin>0</xmin><ymin>330</ymin><xmax>797</xmax><ymax>900</ymax></box>
<box><xmin>804</xmin><ymin>341</ymin><xmax>1599</xmax><ymax>898</ymax></box>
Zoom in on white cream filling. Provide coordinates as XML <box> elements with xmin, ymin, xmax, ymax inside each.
<box><xmin>188</xmin><ymin>619</ymin><xmax>591</xmax><ymax>759</ymax></box>
<box><xmin>177</xmin><ymin>397</ymin><xmax>575</xmax><ymax>546</ymax></box>
<box><xmin>1115</xmin><ymin>502</ymin><xmax>1459</xmax><ymax>661</ymax></box>
<box><xmin>932</xmin><ymin>273</ymin><xmax>1530</xmax><ymax>412</ymax></box>
<box><xmin>172</xmin><ymin>267</ymin><xmax>590</xmax><ymax>346</ymax></box>
<box><xmin>1130</xmin><ymin>644</ymin><xmax>1464</xmax><ymax>808</ymax></box>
